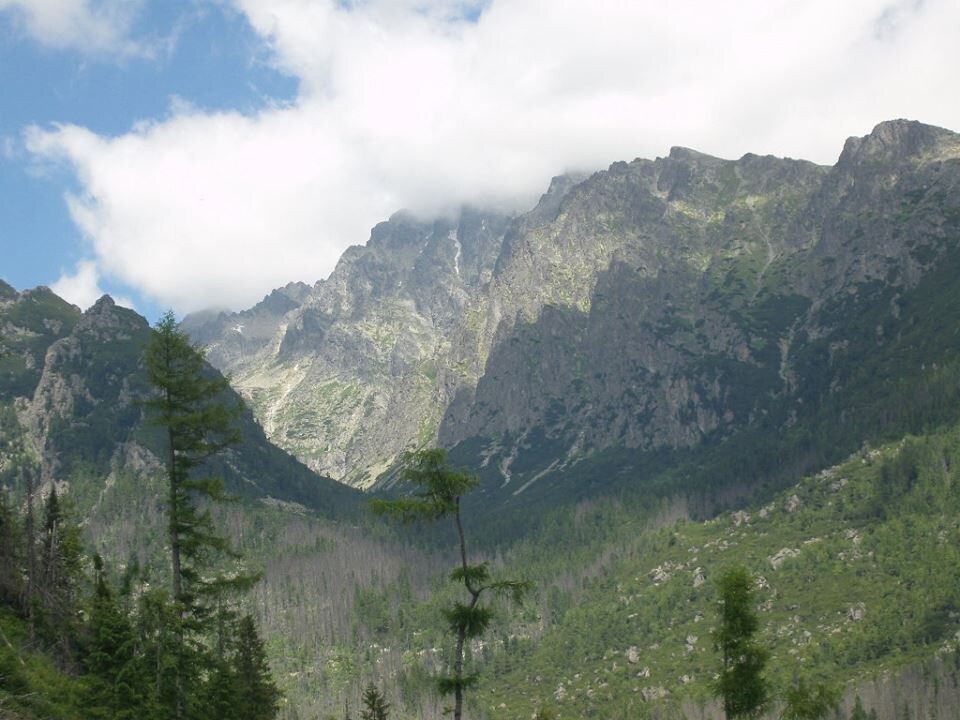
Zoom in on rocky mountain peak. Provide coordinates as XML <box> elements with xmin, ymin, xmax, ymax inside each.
<box><xmin>524</xmin><ymin>173</ymin><xmax>587</xmax><ymax>225</ymax></box>
<box><xmin>837</xmin><ymin>119</ymin><xmax>960</xmax><ymax>168</ymax></box>
<box><xmin>185</xmin><ymin>120</ymin><xmax>960</xmax><ymax>492</ymax></box>
<box><xmin>0</xmin><ymin>279</ymin><xmax>17</xmax><ymax>302</ymax></box>
<box><xmin>76</xmin><ymin>295</ymin><xmax>147</xmax><ymax>338</ymax></box>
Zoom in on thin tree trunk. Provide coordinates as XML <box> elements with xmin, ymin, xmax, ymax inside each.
<box><xmin>453</xmin><ymin>499</ymin><xmax>480</xmax><ymax>720</ymax></box>
<box><xmin>168</xmin><ymin>428</ymin><xmax>182</xmax><ymax>605</ymax></box>
<box><xmin>23</xmin><ymin>465</ymin><xmax>36</xmax><ymax>644</ymax></box>
<box><xmin>167</xmin><ymin>388</ymin><xmax>185</xmax><ymax>720</ymax></box>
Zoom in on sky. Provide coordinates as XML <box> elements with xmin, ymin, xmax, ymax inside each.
<box><xmin>2</xmin><ymin>0</ymin><xmax>959</xmax><ymax>321</ymax></box>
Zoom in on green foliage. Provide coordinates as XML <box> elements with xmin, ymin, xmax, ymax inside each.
<box><xmin>371</xmin><ymin>449</ymin><xmax>530</xmax><ymax>720</ymax></box>
<box><xmin>360</xmin><ymin>682</ymin><xmax>390</xmax><ymax>720</ymax></box>
<box><xmin>779</xmin><ymin>678</ymin><xmax>840</xmax><ymax>720</ymax></box>
<box><xmin>0</xmin><ymin>488</ymin><xmax>23</xmax><ymax>606</ymax></box>
<box><xmin>231</xmin><ymin>615</ymin><xmax>282</xmax><ymax>720</ymax></box>
<box><xmin>714</xmin><ymin>566</ymin><xmax>768</xmax><ymax>719</ymax></box>
<box><xmin>36</xmin><ymin>487</ymin><xmax>85</xmax><ymax>659</ymax></box>
<box><xmin>436</xmin><ymin>672</ymin><xmax>480</xmax><ymax>695</ymax></box>
<box><xmin>143</xmin><ymin>310</ymin><xmax>249</xmax><ymax>619</ymax></box>
<box><xmin>441</xmin><ymin>602</ymin><xmax>493</xmax><ymax>638</ymax></box>
<box><xmin>849</xmin><ymin>696</ymin><xmax>878</xmax><ymax>720</ymax></box>
<box><xmin>0</xmin><ymin>608</ymin><xmax>86</xmax><ymax>720</ymax></box>
<box><xmin>450</xmin><ymin>562</ymin><xmax>490</xmax><ymax>586</ymax></box>
<box><xmin>82</xmin><ymin>556</ymin><xmax>153</xmax><ymax>720</ymax></box>
<box><xmin>370</xmin><ymin>448</ymin><xmax>478</xmax><ymax>523</ymax></box>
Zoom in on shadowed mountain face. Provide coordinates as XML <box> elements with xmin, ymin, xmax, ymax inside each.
<box><xmin>0</xmin><ymin>290</ymin><xmax>362</xmax><ymax>523</ymax></box>
<box><xmin>184</xmin><ymin>120</ymin><xmax>960</xmax><ymax>502</ymax></box>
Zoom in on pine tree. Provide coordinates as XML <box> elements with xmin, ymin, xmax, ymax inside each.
<box><xmin>136</xmin><ymin>588</ymin><xmax>182</xmax><ymax>718</ymax></box>
<box><xmin>37</xmin><ymin>486</ymin><xmax>84</xmax><ymax>663</ymax></box>
<box><xmin>780</xmin><ymin>677</ymin><xmax>839</xmax><ymax>720</ymax></box>
<box><xmin>143</xmin><ymin>310</ymin><xmax>244</xmax><ymax>719</ymax></box>
<box><xmin>83</xmin><ymin>555</ymin><xmax>152</xmax><ymax>720</ymax></box>
<box><xmin>713</xmin><ymin>565</ymin><xmax>768</xmax><ymax>719</ymax></box>
<box><xmin>232</xmin><ymin>615</ymin><xmax>281</xmax><ymax>720</ymax></box>
<box><xmin>371</xmin><ymin>449</ymin><xmax>530</xmax><ymax>720</ymax></box>
<box><xmin>201</xmin><ymin>655</ymin><xmax>239</xmax><ymax>720</ymax></box>
<box><xmin>0</xmin><ymin>487</ymin><xmax>23</xmax><ymax>607</ymax></box>
<box><xmin>360</xmin><ymin>682</ymin><xmax>390</xmax><ymax>720</ymax></box>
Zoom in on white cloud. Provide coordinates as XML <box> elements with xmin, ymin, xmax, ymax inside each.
<box><xmin>26</xmin><ymin>0</ymin><xmax>960</xmax><ymax>313</ymax></box>
<box><xmin>50</xmin><ymin>259</ymin><xmax>134</xmax><ymax>311</ymax></box>
<box><xmin>0</xmin><ymin>0</ymin><xmax>146</xmax><ymax>55</ymax></box>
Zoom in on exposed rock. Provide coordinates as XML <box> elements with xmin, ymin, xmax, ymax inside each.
<box><xmin>179</xmin><ymin>120</ymin><xmax>960</xmax><ymax>497</ymax></box>
<box><xmin>693</xmin><ymin>567</ymin><xmax>706</xmax><ymax>588</ymax></box>
<box><xmin>642</xmin><ymin>686</ymin><xmax>669</xmax><ymax>701</ymax></box>
<box><xmin>848</xmin><ymin>603</ymin><xmax>867</xmax><ymax>622</ymax></box>
<box><xmin>769</xmin><ymin>547</ymin><xmax>801</xmax><ymax>569</ymax></box>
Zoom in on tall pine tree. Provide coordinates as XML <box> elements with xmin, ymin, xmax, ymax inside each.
<box><xmin>37</xmin><ymin>486</ymin><xmax>83</xmax><ymax>664</ymax></box>
<box><xmin>713</xmin><ymin>566</ymin><xmax>768</xmax><ymax>719</ymax></box>
<box><xmin>143</xmin><ymin>310</ymin><xmax>244</xmax><ymax>719</ymax></box>
<box><xmin>0</xmin><ymin>487</ymin><xmax>23</xmax><ymax>607</ymax></box>
<box><xmin>232</xmin><ymin>614</ymin><xmax>281</xmax><ymax>720</ymax></box>
<box><xmin>372</xmin><ymin>449</ymin><xmax>530</xmax><ymax>720</ymax></box>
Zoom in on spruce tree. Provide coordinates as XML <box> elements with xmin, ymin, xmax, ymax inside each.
<box><xmin>232</xmin><ymin>614</ymin><xmax>281</xmax><ymax>720</ymax></box>
<box><xmin>0</xmin><ymin>487</ymin><xmax>23</xmax><ymax>607</ymax></box>
<box><xmin>713</xmin><ymin>565</ymin><xmax>768</xmax><ymax>719</ymax></box>
<box><xmin>83</xmin><ymin>555</ymin><xmax>151</xmax><ymax>720</ymax></box>
<box><xmin>136</xmin><ymin>588</ymin><xmax>182</xmax><ymax>717</ymax></box>
<box><xmin>37</xmin><ymin>486</ymin><xmax>83</xmax><ymax>662</ymax></box>
<box><xmin>360</xmin><ymin>682</ymin><xmax>390</xmax><ymax>720</ymax></box>
<box><xmin>142</xmin><ymin>310</ymin><xmax>244</xmax><ymax>719</ymax></box>
<box><xmin>780</xmin><ymin>677</ymin><xmax>840</xmax><ymax>720</ymax></box>
<box><xmin>371</xmin><ymin>449</ymin><xmax>530</xmax><ymax>720</ymax></box>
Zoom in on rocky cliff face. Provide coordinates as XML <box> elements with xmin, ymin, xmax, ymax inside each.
<box><xmin>0</xmin><ymin>287</ymin><xmax>360</xmax><ymax>519</ymax></box>
<box><xmin>186</xmin><ymin>120</ymin><xmax>960</xmax><ymax>494</ymax></box>
<box><xmin>185</xmin><ymin>208</ymin><xmax>514</xmax><ymax>486</ymax></box>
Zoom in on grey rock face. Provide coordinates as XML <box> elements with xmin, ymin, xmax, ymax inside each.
<box><xmin>188</xmin><ymin>120</ymin><xmax>960</xmax><ymax>490</ymax></box>
<box><xmin>187</xmin><ymin>207</ymin><xmax>516</xmax><ymax>486</ymax></box>
<box><xmin>0</xmin><ymin>286</ymin><xmax>362</xmax><ymax>518</ymax></box>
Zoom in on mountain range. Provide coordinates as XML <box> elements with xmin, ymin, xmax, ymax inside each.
<box><xmin>181</xmin><ymin>120</ymin><xmax>956</xmax><ymax>486</ymax></box>
<box><xmin>4</xmin><ymin>118</ymin><xmax>960</xmax><ymax>719</ymax></box>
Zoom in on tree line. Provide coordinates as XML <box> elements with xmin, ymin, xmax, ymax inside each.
<box><xmin>2</xmin><ymin>312</ymin><xmax>902</xmax><ymax>720</ymax></box>
<box><xmin>0</xmin><ymin>312</ymin><xmax>278</xmax><ymax>720</ymax></box>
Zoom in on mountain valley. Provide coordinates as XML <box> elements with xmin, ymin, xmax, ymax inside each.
<box><xmin>4</xmin><ymin>119</ymin><xmax>960</xmax><ymax>719</ymax></box>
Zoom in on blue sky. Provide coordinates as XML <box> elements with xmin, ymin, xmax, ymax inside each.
<box><xmin>2</xmin><ymin>0</ymin><xmax>960</xmax><ymax>320</ymax></box>
<box><xmin>1</xmin><ymin>1</ymin><xmax>298</xmax><ymax>320</ymax></box>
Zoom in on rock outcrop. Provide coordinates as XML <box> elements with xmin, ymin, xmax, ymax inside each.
<box><xmin>185</xmin><ymin>120</ymin><xmax>960</xmax><ymax>495</ymax></box>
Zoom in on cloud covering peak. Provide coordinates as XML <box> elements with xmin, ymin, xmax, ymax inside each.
<box><xmin>24</xmin><ymin>0</ymin><xmax>960</xmax><ymax>312</ymax></box>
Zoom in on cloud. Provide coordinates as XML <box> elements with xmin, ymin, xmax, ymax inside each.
<box><xmin>50</xmin><ymin>259</ymin><xmax>134</xmax><ymax>310</ymax></box>
<box><xmin>0</xmin><ymin>0</ymin><xmax>146</xmax><ymax>55</ymax></box>
<box><xmin>25</xmin><ymin>0</ymin><xmax>960</xmax><ymax>313</ymax></box>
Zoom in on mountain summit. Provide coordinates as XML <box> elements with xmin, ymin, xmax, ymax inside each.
<box><xmin>185</xmin><ymin>121</ymin><xmax>960</xmax><ymax>502</ymax></box>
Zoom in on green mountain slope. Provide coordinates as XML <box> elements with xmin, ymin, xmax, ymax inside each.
<box><xmin>0</xmin><ymin>290</ymin><xmax>361</xmax><ymax>520</ymax></box>
<box><xmin>451</xmin><ymin>423</ymin><xmax>960</xmax><ymax>719</ymax></box>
